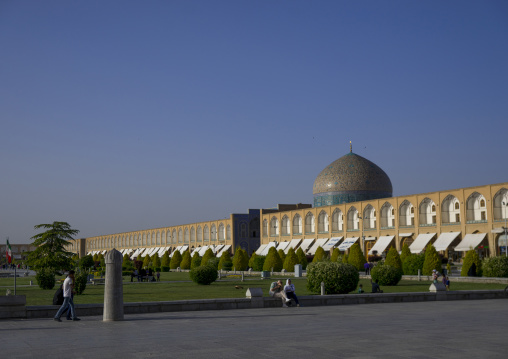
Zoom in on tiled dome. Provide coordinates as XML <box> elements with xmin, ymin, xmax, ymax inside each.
<box><xmin>313</xmin><ymin>152</ymin><xmax>392</xmax><ymax>207</ymax></box>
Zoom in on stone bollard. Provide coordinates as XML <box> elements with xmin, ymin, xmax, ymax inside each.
<box><xmin>241</xmin><ymin>272</ymin><xmax>244</xmax><ymax>282</ymax></box>
<box><xmin>294</xmin><ymin>264</ymin><xmax>302</xmax><ymax>277</ymax></box>
<box><xmin>246</xmin><ymin>288</ymin><xmax>263</xmax><ymax>308</ymax></box>
<box><xmin>29</xmin><ymin>280</ymin><xmax>33</xmax><ymax>286</ymax></box>
<box><xmin>418</xmin><ymin>269</ymin><xmax>421</xmax><ymax>281</ymax></box>
<box><xmin>321</xmin><ymin>282</ymin><xmax>325</xmax><ymax>295</ymax></box>
<box><xmin>103</xmin><ymin>248</ymin><xmax>124</xmax><ymax>321</ymax></box>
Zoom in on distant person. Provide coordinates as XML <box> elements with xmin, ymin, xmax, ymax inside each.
<box><xmin>444</xmin><ymin>276</ymin><xmax>450</xmax><ymax>290</ymax></box>
<box><xmin>432</xmin><ymin>269</ymin><xmax>440</xmax><ymax>284</ymax></box>
<box><xmin>156</xmin><ymin>270</ymin><xmax>160</xmax><ymax>282</ymax></box>
<box><xmin>269</xmin><ymin>280</ymin><xmax>291</xmax><ymax>308</ymax></box>
<box><xmin>371</xmin><ymin>280</ymin><xmax>383</xmax><ymax>293</ymax></box>
<box><xmin>358</xmin><ymin>284</ymin><xmax>364</xmax><ymax>293</ymax></box>
<box><xmin>284</xmin><ymin>279</ymin><xmax>300</xmax><ymax>307</ymax></box>
<box><xmin>53</xmin><ymin>270</ymin><xmax>80</xmax><ymax>322</ymax></box>
<box><xmin>364</xmin><ymin>262</ymin><xmax>370</xmax><ymax>275</ymax></box>
<box><xmin>468</xmin><ymin>263</ymin><xmax>477</xmax><ymax>277</ymax></box>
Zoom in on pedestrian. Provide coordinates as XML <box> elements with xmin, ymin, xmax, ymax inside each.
<box><xmin>156</xmin><ymin>270</ymin><xmax>160</xmax><ymax>282</ymax></box>
<box><xmin>53</xmin><ymin>270</ymin><xmax>80</xmax><ymax>322</ymax></box>
<box><xmin>364</xmin><ymin>262</ymin><xmax>370</xmax><ymax>275</ymax></box>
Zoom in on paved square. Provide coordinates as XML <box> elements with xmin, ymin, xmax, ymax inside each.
<box><xmin>1</xmin><ymin>299</ymin><xmax>507</xmax><ymax>358</ymax></box>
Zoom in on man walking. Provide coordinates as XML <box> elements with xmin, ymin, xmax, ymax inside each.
<box><xmin>54</xmin><ymin>270</ymin><xmax>80</xmax><ymax>322</ymax></box>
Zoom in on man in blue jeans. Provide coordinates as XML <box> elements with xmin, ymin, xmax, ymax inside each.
<box><xmin>54</xmin><ymin>270</ymin><xmax>80</xmax><ymax>322</ymax></box>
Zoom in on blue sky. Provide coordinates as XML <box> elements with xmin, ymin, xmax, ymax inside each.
<box><xmin>1</xmin><ymin>1</ymin><xmax>507</xmax><ymax>244</ymax></box>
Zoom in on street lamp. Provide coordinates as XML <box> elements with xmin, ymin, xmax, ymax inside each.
<box><xmin>503</xmin><ymin>201</ymin><xmax>508</xmax><ymax>257</ymax></box>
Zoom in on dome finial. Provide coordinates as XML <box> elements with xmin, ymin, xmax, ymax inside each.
<box><xmin>350</xmin><ymin>141</ymin><xmax>352</xmax><ymax>153</ymax></box>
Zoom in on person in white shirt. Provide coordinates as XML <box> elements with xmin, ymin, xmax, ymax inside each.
<box><xmin>284</xmin><ymin>279</ymin><xmax>300</xmax><ymax>307</ymax></box>
<box><xmin>54</xmin><ymin>270</ymin><xmax>80</xmax><ymax>322</ymax></box>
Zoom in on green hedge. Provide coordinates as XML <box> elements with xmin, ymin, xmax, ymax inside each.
<box><xmin>482</xmin><ymin>256</ymin><xmax>508</xmax><ymax>277</ymax></box>
<box><xmin>263</xmin><ymin>247</ymin><xmax>283</xmax><ymax>271</ymax></box>
<box><xmin>347</xmin><ymin>243</ymin><xmax>366</xmax><ymax>271</ymax></box>
<box><xmin>35</xmin><ymin>268</ymin><xmax>56</xmax><ymax>290</ymax></box>
<box><xmin>402</xmin><ymin>253</ymin><xmax>425</xmax><ymax>275</ymax></box>
<box><xmin>371</xmin><ymin>264</ymin><xmax>402</xmax><ymax>286</ymax></box>
<box><xmin>461</xmin><ymin>249</ymin><xmax>482</xmax><ymax>277</ymax></box>
<box><xmin>190</xmin><ymin>265</ymin><xmax>218</xmax><ymax>285</ymax></box>
<box><xmin>306</xmin><ymin>261</ymin><xmax>359</xmax><ymax>294</ymax></box>
<box><xmin>74</xmin><ymin>272</ymin><xmax>88</xmax><ymax>295</ymax></box>
<box><xmin>161</xmin><ymin>266</ymin><xmax>170</xmax><ymax>272</ymax></box>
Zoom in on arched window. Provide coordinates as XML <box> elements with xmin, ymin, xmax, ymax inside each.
<box><xmin>399</xmin><ymin>200</ymin><xmax>414</xmax><ymax>226</ymax></box>
<box><xmin>184</xmin><ymin>228</ymin><xmax>190</xmax><ymax>243</ymax></box>
<box><xmin>380</xmin><ymin>202</ymin><xmax>395</xmax><ymax>228</ymax></box>
<box><xmin>142</xmin><ymin>233</ymin><xmax>147</xmax><ymax>246</ymax></box>
<box><xmin>270</xmin><ymin>217</ymin><xmax>279</xmax><ymax>236</ymax></box>
<box><xmin>203</xmin><ymin>225</ymin><xmax>209</xmax><ymax>241</ymax></box>
<box><xmin>331</xmin><ymin>209</ymin><xmax>343</xmax><ymax>231</ymax></box>
<box><xmin>466</xmin><ymin>192</ymin><xmax>487</xmax><ymax>222</ymax></box>
<box><xmin>419</xmin><ymin>198</ymin><xmax>436</xmax><ymax>225</ymax></box>
<box><xmin>211</xmin><ymin>224</ymin><xmax>217</xmax><ymax>241</ymax></box>
<box><xmin>218</xmin><ymin>223</ymin><xmax>225</xmax><ymax>240</ymax></box>
<box><xmin>172</xmin><ymin>229</ymin><xmax>177</xmax><ymax>244</ymax></box>
<box><xmin>347</xmin><ymin>207</ymin><xmax>359</xmax><ymax>231</ymax></box>
<box><xmin>178</xmin><ymin>229</ymin><xmax>183</xmax><ymax>243</ymax></box>
<box><xmin>493</xmin><ymin>188</ymin><xmax>508</xmax><ymax>220</ymax></box>
<box><xmin>156</xmin><ymin>231</ymin><xmax>161</xmax><ymax>245</ymax></box>
<box><xmin>241</xmin><ymin>223</ymin><xmax>247</xmax><ymax>237</ymax></box>
<box><xmin>305</xmin><ymin>212</ymin><xmax>315</xmax><ymax>234</ymax></box>
<box><xmin>281</xmin><ymin>215</ymin><xmax>290</xmax><ymax>235</ymax></box>
<box><xmin>197</xmin><ymin>226</ymin><xmax>202</xmax><ymax>242</ymax></box>
<box><xmin>318</xmin><ymin>211</ymin><xmax>329</xmax><ymax>233</ymax></box>
<box><xmin>262</xmin><ymin>219</ymin><xmax>268</xmax><ymax>237</ymax></box>
<box><xmin>293</xmin><ymin>214</ymin><xmax>302</xmax><ymax>235</ymax></box>
<box><xmin>250</xmin><ymin>217</ymin><xmax>259</xmax><ymax>237</ymax></box>
<box><xmin>363</xmin><ymin>205</ymin><xmax>376</xmax><ymax>230</ymax></box>
<box><xmin>442</xmin><ymin>195</ymin><xmax>460</xmax><ymax>224</ymax></box>
<box><xmin>191</xmin><ymin>227</ymin><xmax>196</xmax><ymax>242</ymax></box>
<box><xmin>226</xmin><ymin>225</ymin><xmax>231</xmax><ymax>240</ymax></box>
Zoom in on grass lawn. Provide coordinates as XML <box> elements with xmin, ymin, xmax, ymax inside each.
<box><xmin>1</xmin><ymin>273</ymin><xmax>506</xmax><ymax>306</ymax></box>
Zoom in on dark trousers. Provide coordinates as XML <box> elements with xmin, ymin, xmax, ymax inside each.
<box><xmin>286</xmin><ymin>291</ymin><xmax>299</xmax><ymax>305</ymax></box>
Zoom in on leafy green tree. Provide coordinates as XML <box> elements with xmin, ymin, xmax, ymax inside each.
<box><xmin>93</xmin><ymin>253</ymin><xmax>98</xmax><ymax>262</ymax></box>
<box><xmin>74</xmin><ymin>271</ymin><xmax>88</xmax><ymax>295</ymax></box>
<box><xmin>330</xmin><ymin>248</ymin><xmax>341</xmax><ymax>262</ymax></box>
<box><xmin>218</xmin><ymin>251</ymin><xmax>232</xmax><ymax>270</ymax></box>
<box><xmin>180</xmin><ymin>251</ymin><xmax>191</xmax><ymax>269</ymax></box>
<box><xmin>402</xmin><ymin>253</ymin><xmax>425</xmax><ymax>275</ymax></box>
<box><xmin>191</xmin><ymin>252</ymin><xmax>202</xmax><ymax>269</ymax></box>
<box><xmin>422</xmin><ymin>244</ymin><xmax>441</xmax><ymax>275</ymax></box>
<box><xmin>232</xmin><ymin>248</ymin><xmax>247</xmax><ymax>270</ymax></box>
<box><xmin>170</xmin><ymin>250</ymin><xmax>182</xmax><ymax>269</ymax></box>
<box><xmin>296</xmin><ymin>247</ymin><xmax>308</xmax><ymax>269</ymax></box>
<box><xmin>240</xmin><ymin>249</ymin><xmax>249</xmax><ymax>270</ymax></box>
<box><xmin>152</xmin><ymin>253</ymin><xmax>161</xmax><ymax>268</ymax></box>
<box><xmin>79</xmin><ymin>255</ymin><xmax>94</xmax><ymax>270</ymax></box>
<box><xmin>263</xmin><ymin>247</ymin><xmax>283</xmax><ymax>271</ymax></box>
<box><xmin>347</xmin><ymin>243</ymin><xmax>366</xmax><ymax>271</ymax></box>
<box><xmin>461</xmin><ymin>249</ymin><xmax>482</xmax><ymax>277</ymax></box>
<box><xmin>161</xmin><ymin>251</ymin><xmax>170</xmax><ymax>267</ymax></box>
<box><xmin>312</xmin><ymin>247</ymin><xmax>327</xmax><ymax>262</ymax></box>
<box><xmin>26</xmin><ymin>221</ymin><xmax>79</xmax><ymax>273</ymax></box>
<box><xmin>283</xmin><ymin>247</ymin><xmax>299</xmax><ymax>271</ymax></box>
<box><xmin>384</xmin><ymin>247</ymin><xmax>402</xmax><ymax>272</ymax></box>
<box><xmin>482</xmin><ymin>256</ymin><xmax>508</xmax><ymax>277</ymax></box>
<box><xmin>248</xmin><ymin>252</ymin><xmax>258</xmax><ymax>269</ymax></box>
<box><xmin>307</xmin><ymin>261</ymin><xmax>359</xmax><ymax>294</ymax></box>
<box><xmin>251</xmin><ymin>255</ymin><xmax>266</xmax><ymax>271</ymax></box>
<box><xmin>400</xmin><ymin>243</ymin><xmax>411</xmax><ymax>266</ymax></box>
<box><xmin>143</xmin><ymin>254</ymin><xmax>151</xmax><ymax>268</ymax></box>
<box><xmin>278</xmin><ymin>249</ymin><xmax>286</xmax><ymax>264</ymax></box>
<box><xmin>201</xmin><ymin>248</ymin><xmax>215</xmax><ymax>266</ymax></box>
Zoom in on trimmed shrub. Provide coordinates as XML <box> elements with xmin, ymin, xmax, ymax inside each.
<box><xmin>201</xmin><ymin>249</ymin><xmax>215</xmax><ymax>266</ymax></box>
<box><xmin>122</xmin><ymin>270</ymin><xmax>132</xmax><ymax>276</ymax></box>
<box><xmin>248</xmin><ymin>253</ymin><xmax>258</xmax><ymax>269</ymax></box>
<box><xmin>263</xmin><ymin>247</ymin><xmax>283</xmax><ymax>271</ymax></box>
<box><xmin>371</xmin><ymin>264</ymin><xmax>402</xmax><ymax>286</ymax></box>
<box><xmin>384</xmin><ymin>247</ymin><xmax>402</xmax><ymax>272</ymax></box>
<box><xmin>191</xmin><ymin>253</ymin><xmax>201</xmax><ymax>269</ymax></box>
<box><xmin>312</xmin><ymin>247</ymin><xmax>327</xmax><ymax>262</ymax></box>
<box><xmin>35</xmin><ymin>268</ymin><xmax>56</xmax><ymax>290</ymax></box>
<box><xmin>461</xmin><ymin>249</ymin><xmax>482</xmax><ymax>277</ymax></box>
<box><xmin>296</xmin><ymin>247</ymin><xmax>308</xmax><ymax>269</ymax></box>
<box><xmin>422</xmin><ymin>244</ymin><xmax>441</xmax><ymax>275</ymax></box>
<box><xmin>402</xmin><ymin>253</ymin><xmax>425</xmax><ymax>275</ymax></box>
<box><xmin>190</xmin><ymin>265</ymin><xmax>218</xmax><ymax>285</ymax></box>
<box><xmin>161</xmin><ymin>266</ymin><xmax>170</xmax><ymax>272</ymax></box>
<box><xmin>218</xmin><ymin>251</ymin><xmax>232</xmax><ymax>270</ymax></box>
<box><xmin>400</xmin><ymin>243</ymin><xmax>411</xmax><ymax>266</ymax></box>
<box><xmin>170</xmin><ymin>250</ymin><xmax>182</xmax><ymax>269</ymax></box>
<box><xmin>307</xmin><ymin>261</ymin><xmax>359</xmax><ymax>294</ymax></box>
<box><xmin>232</xmin><ymin>249</ymin><xmax>247</xmax><ymax>271</ymax></box>
<box><xmin>79</xmin><ymin>255</ymin><xmax>94</xmax><ymax>269</ymax></box>
<box><xmin>180</xmin><ymin>251</ymin><xmax>191</xmax><ymax>270</ymax></box>
<box><xmin>207</xmin><ymin>257</ymin><xmax>220</xmax><ymax>270</ymax></box>
<box><xmin>161</xmin><ymin>251</ymin><xmax>170</xmax><ymax>267</ymax></box>
<box><xmin>152</xmin><ymin>253</ymin><xmax>161</xmax><ymax>268</ymax></box>
<box><xmin>143</xmin><ymin>255</ymin><xmax>151</xmax><ymax>269</ymax></box>
<box><xmin>252</xmin><ymin>256</ymin><xmax>266</xmax><ymax>271</ymax></box>
<box><xmin>74</xmin><ymin>271</ymin><xmax>88</xmax><ymax>295</ymax></box>
<box><xmin>347</xmin><ymin>243</ymin><xmax>366</xmax><ymax>271</ymax></box>
<box><xmin>482</xmin><ymin>256</ymin><xmax>508</xmax><ymax>277</ymax></box>
<box><xmin>283</xmin><ymin>248</ymin><xmax>299</xmax><ymax>272</ymax></box>
<box><xmin>330</xmin><ymin>248</ymin><xmax>340</xmax><ymax>262</ymax></box>
<box><xmin>240</xmin><ymin>249</ymin><xmax>249</xmax><ymax>270</ymax></box>
<box><xmin>278</xmin><ymin>249</ymin><xmax>286</xmax><ymax>264</ymax></box>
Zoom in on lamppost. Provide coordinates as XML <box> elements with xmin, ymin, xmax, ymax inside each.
<box><xmin>503</xmin><ymin>201</ymin><xmax>508</xmax><ymax>257</ymax></box>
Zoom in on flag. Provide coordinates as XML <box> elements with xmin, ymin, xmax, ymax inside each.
<box><xmin>6</xmin><ymin>238</ymin><xmax>12</xmax><ymax>264</ymax></box>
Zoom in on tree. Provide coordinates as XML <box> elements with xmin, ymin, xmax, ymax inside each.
<box><xmin>152</xmin><ymin>253</ymin><xmax>161</xmax><ymax>268</ymax></box>
<box><xmin>201</xmin><ymin>248</ymin><xmax>215</xmax><ymax>266</ymax></box>
<box><xmin>278</xmin><ymin>249</ymin><xmax>286</xmax><ymax>264</ymax></box>
<box><xmin>461</xmin><ymin>249</ymin><xmax>482</xmax><ymax>277</ymax></box>
<box><xmin>218</xmin><ymin>251</ymin><xmax>232</xmax><ymax>270</ymax></box>
<box><xmin>384</xmin><ymin>247</ymin><xmax>403</xmax><ymax>272</ymax></box>
<box><xmin>312</xmin><ymin>247</ymin><xmax>327</xmax><ymax>262</ymax></box>
<box><xmin>79</xmin><ymin>255</ymin><xmax>94</xmax><ymax>270</ymax></box>
<box><xmin>347</xmin><ymin>243</ymin><xmax>366</xmax><ymax>271</ymax></box>
<box><xmin>240</xmin><ymin>249</ymin><xmax>249</xmax><ymax>270</ymax></box>
<box><xmin>296</xmin><ymin>247</ymin><xmax>308</xmax><ymax>269</ymax></box>
<box><xmin>248</xmin><ymin>252</ymin><xmax>258</xmax><ymax>269</ymax></box>
<box><xmin>170</xmin><ymin>250</ymin><xmax>182</xmax><ymax>269</ymax></box>
<box><xmin>191</xmin><ymin>252</ymin><xmax>202</xmax><ymax>269</ymax></box>
<box><xmin>26</xmin><ymin>221</ymin><xmax>79</xmax><ymax>273</ymax></box>
<box><xmin>161</xmin><ymin>251</ymin><xmax>170</xmax><ymax>267</ymax></box>
<box><xmin>330</xmin><ymin>248</ymin><xmax>341</xmax><ymax>262</ymax></box>
<box><xmin>283</xmin><ymin>247</ymin><xmax>299</xmax><ymax>271</ymax></box>
<box><xmin>263</xmin><ymin>247</ymin><xmax>283</xmax><ymax>271</ymax></box>
<box><xmin>180</xmin><ymin>251</ymin><xmax>191</xmax><ymax>269</ymax></box>
<box><xmin>422</xmin><ymin>244</ymin><xmax>441</xmax><ymax>275</ymax></box>
<box><xmin>143</xmin><ymin>255</ymin><xmax>151</xmax><ymax>269</ymax></box>
<box><xmin>232</xmin><ymin>249</ymin><xmax>244</xmax><ymax>270</ymax></box>
<box><xmin>400</xmin><ymin>243</ymin><xmax>411</xmax><ymax>266</ymax></box>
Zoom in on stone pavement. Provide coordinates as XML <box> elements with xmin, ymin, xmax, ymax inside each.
<box><xmin>1</xmin><ymin>299</ymin><xmax>507</xmax><ymax>358</ymax></box>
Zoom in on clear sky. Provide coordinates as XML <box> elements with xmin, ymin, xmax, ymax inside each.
<box><xmin>1</xmin><ymin>1</ymin><xmax>507</xmax><ymax>244</ymax></box>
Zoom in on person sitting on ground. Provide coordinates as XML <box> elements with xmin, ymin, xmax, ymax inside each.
<box><xmin>358</xmin><ymin>284</ymin><xmax>364</xmax><ymax>294</ymax></box>
<box><xmin>371</xmin><ymin>280</ymin><xmax>383</xmax><ymax>293</ymax></box>
<box><xmin>269</xmin><ymin>279</ymin><xmax>291</xmax><ymax>307</ymax></box>
<box><xmin>284</xmin><ymin>279</ymin><xmax>301</xmax><ymax>307</ymax></box>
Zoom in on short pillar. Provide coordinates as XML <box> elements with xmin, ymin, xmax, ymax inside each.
<box><xmin>294</xmin><ymin>264</ymin><xmax>302</xmax><ymax>277</ymax></box>
<box><xmin>321</xmin><ymin>281</ymin><xmax>325</xmax><ymax>295</ymax></box>
<box><xmin>103</xmin><ymin>248</ymin><xmax>124</xmax><ymax>321</ymax></box>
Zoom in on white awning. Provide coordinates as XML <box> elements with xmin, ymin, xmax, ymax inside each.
<box><xmin>284</xmin><ymin>238</ymin><xmax>302</xmax><ymax>253</ymax></box>
<box><xmin>298</xmin><ymin>238</ymin><xmax>315</xmax><ymax>254</ymax></box>
<box><xmin>433</xmin><ymin>232</ymin><xmax>461</xmax><ymax>251</ymax></box>
<box><xmin>491</xmin><ymin>228</ymin><xmax>505</xmax><ymax>234</ymax></box>
<box><xmin>399</xmin><ymin>233</ymin><xmax>413</xmax><ymax>237</ymax></box>
<box><xmin>198</xmin><ymin>246</ymin><xmax>210</xmax><ymax>256</ymax></box>
<box><xmin>158</xmin><ymin>247</ymin><xmax>169</xmax><ymax>256</ymax></box>
<box><xmin>213</xmin><ymin>245</ymin><xmax>224</xmax><ymax>254</ymax></box>
<box><xmin>307</xmin><ymin>238</ymin><xmax>330</xmax><ymax>255</ymax></box>
<box><xmin>190</xmin><ymin>247</ymin><xmax>200</xmax><ymax>256</ymax></box>
<box><xmin>180</xmin><ymin>245</ymin><xmax>189</xmax><ymax>253</ymax></box>
<box><xmin>260</xmin><ymin>242</ymin><xmax>277</xmax><ymax>256</ymax></box>
<box><xmin>368</xmin><ymin>236</ymin><xmax>395</xmax><ymax>255</ymax></box>
<box><xmin>322</xmin><ymin>237</ymin><xmax>343</xmax><ymax>252</ymax></box>
<box><xmin>338</xmin><ymin>237</ymin><xmax>359</xmax><ymax>251</ymax></box>
<box><xmin>255</xmin><ymin>244</ymin><xmax>267</xmax><ymax>255</ymax></box>
<box><xmin>276</xmin><ymin>241</ymin><xmax>290</xmax><ymax>251</ymax></box>
<box><xmin>216</xmin><ymin>245</ymin><xmax>231</xmax><ymax>257</ymax></box>
<box><xmin>365</xmin><ymin>236</ymin><xmax>377</xmax><ymax>241</ymax></box>
<box><xmin>454</xmin><ymin>233</ymin><xmax>487</xmax><ymax>252</ymax></box>
<box><xmin>409</xmin><ymin>233</ymin><xmax>436</xmax><ymax>254</ymax></box>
